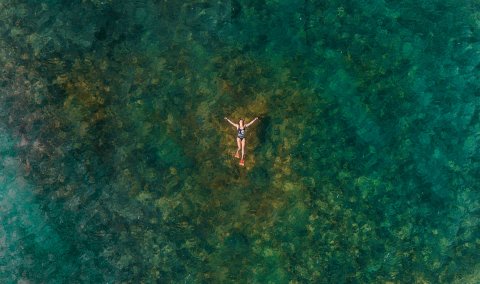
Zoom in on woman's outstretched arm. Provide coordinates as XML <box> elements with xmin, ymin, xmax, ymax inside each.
<box><xmin>245</xmin><ymin>117</ymin><xmax>259</xmax><ymax>127</ymax></box>
<box><xmin>224</xmin><ymin>117</ymin><xmax>238</xmax><ymax>128</ymax></box>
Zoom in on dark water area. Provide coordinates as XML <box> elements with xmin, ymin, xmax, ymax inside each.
<box><xmin>1</xmin><ymin>0</ymin><xmax>479</xmax><ymax>282</ymax></box>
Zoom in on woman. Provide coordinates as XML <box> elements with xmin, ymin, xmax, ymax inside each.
<box><xmin>224</xmin><ymin>116</ymin><xmax>259</xmax><ymax>166</ymax></box>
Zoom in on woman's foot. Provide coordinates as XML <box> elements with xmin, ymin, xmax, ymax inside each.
<box><xmin>239</xmin><ymin>159</ymin><xmax>245</xmax><ymax>166</ymax></box>
<box><xmin>234</xmin><ymin>151</ymin><xmax>240</xmax><ymax>158</ymax></box>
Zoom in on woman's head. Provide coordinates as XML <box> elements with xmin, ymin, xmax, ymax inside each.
<box><xmin>239</xmin><ymin>118</ymin><xmax>244</xmax><ymax>127</ymax></box>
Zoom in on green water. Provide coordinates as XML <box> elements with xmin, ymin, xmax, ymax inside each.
<box><xmin>1</xmin><ymin>0</ymin><xmax>479</xmax><ymax>282</ymax></box>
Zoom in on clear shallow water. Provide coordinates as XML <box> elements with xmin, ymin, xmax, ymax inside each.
<box><xmin>0</xmin><ymin>0</ymin><xmax>479</xmax><ymax>282</ymax></box>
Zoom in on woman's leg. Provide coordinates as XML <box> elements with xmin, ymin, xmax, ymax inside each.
<box><xmin>241</xmin><ymin>138</ymin><xmax>246</xmax><ymax>160</ymax></box>
<box><xmin>235</xmin><ymin>138</ymin><xmax>241</xmax><ymax>158</ymax></box>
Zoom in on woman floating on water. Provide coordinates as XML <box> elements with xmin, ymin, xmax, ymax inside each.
<box><xmin>224</xmin><ymin>117</ymin><xmax>259</xmax><ymax>166</ymax></box>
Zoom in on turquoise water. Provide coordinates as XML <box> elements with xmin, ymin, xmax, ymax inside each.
<box><xmin>1</xmin><ymin>0</ymin><xmax>479</xmax><ymax>282</ymax></box>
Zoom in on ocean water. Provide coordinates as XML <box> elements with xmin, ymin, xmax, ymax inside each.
<box><xmin>0</xmin><ymin>0</ymin><xmax>479</xmax><ymax>282</ymax></box>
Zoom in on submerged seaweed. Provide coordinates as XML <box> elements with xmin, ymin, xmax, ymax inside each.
<box><xmin>0</xmin><ymin>0</ymin><xmax>479</xmax><ymax>282</ymax></box>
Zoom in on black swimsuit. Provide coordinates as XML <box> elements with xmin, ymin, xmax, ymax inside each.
<box><xmin>237</xmin><ymin>127</ymin><xmax>245</xmax><ymax>140</ymax></box>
